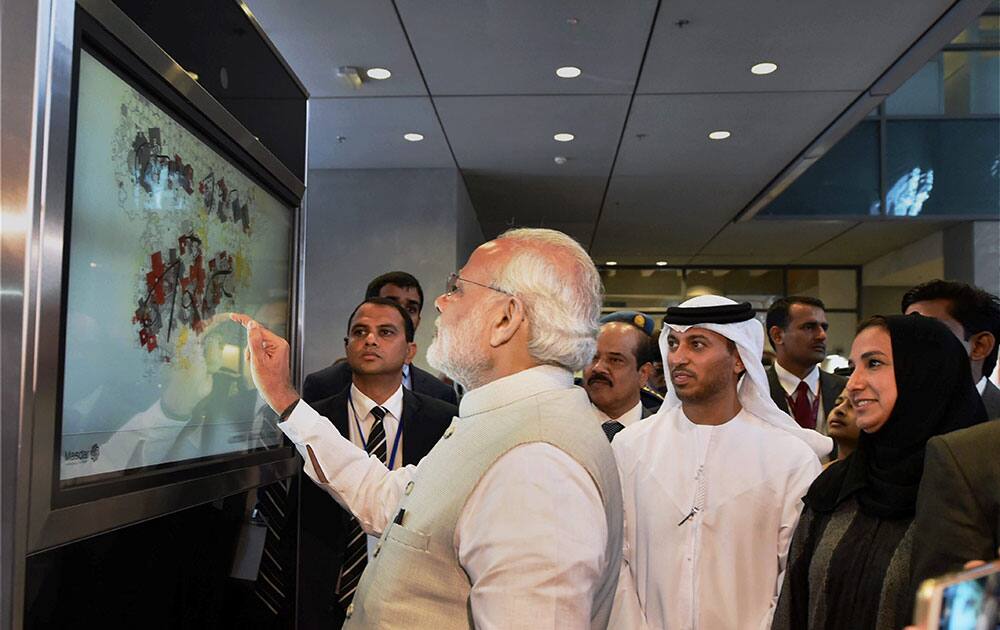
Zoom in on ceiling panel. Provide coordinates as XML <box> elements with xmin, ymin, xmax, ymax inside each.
<box><xmin>396</xmin><ymin>0</ymin><xmax>658</xmax><ymax>95</ymax></box>
<box><xmin>466</xmin><ymin>173</ymin><xmax>605</xmax><ymax>246</ymax></box>
<box><xmin>479</xmin><ymin>219</ymin><xmax>596</xmax><ymax>246</ymax></box>
<box><xmin>435</xmin><ymin>95</ymin><xmax>630</xmax><ymax>174</ymax></box>
<box><xmin>793</xmin><ymin>220</ymin><xmax>958</xmax><ymax>264</ymax></box>
<box><xmin>700</xmin><ymin>220</ymin><xmax>855</xmax><ymax>259</ymax></box>
<box><xmin>245</xmin><ymin>0</ymin><xmax>426</xmax><ymax>97</ymax></box>
<box><xmin>590</xmin><ymin>91</ymin><xmax>856</xmax><ymax>258</ymax></box>
<box><xmin>638</xmin><ymin>0</ymin><xmax>953</xmax><ymax>94</ymax></box>
<box><xmin>308</xmin><ymin>98</ymin><xmax>453</xmax><ymax>169</ymax></box>
<box><xmin>590</xmin><ymin>175</ymin><xmax>749</xmax><ymax>259</ymax></box>
<box><xmin>614</xmin><ymin>92</ymin><xmax>858</xmax><ymax>178</ymax></box>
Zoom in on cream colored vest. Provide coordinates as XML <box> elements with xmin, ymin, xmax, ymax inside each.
<box><xmin>343</xmin><ymin>386</ymin><xmax>623</xmax><ymax>629</ymax></box>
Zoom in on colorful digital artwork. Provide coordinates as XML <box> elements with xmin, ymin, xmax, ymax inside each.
<box><xmin>59</xmin><ymin>50</ymin><xmax>290</xmax><ymax>481</ymax></box>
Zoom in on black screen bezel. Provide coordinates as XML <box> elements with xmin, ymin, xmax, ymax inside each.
<box><xmin>49</xmin><ymin>6</ymin><xmax>300</xmax><ymax>511</ymax></box>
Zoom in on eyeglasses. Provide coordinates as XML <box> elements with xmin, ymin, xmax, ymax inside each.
<box><xmin>445</xmin><ymin>272</ymin><xmax>512</xmax><ymax>297</ymax></box>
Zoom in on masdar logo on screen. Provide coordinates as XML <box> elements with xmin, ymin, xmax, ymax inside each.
<box><xmin>64</xmin><ymin>443</ymin><xmax>101</xmax><ymax>465</ymax></box>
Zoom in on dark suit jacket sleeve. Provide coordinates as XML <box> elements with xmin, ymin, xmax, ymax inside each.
<box><xmin>911</xmin><ymin>432</ymin><xmax>999</xmax><ymax>588</ymax></box>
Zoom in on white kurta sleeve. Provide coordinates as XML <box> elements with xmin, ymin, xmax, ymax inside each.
<box><xmin>455</xmin><ymin>443</ymin><xmax>609</xmax><ymax>630</ymax></box>
<box><xmin>279</xmin><ymin>400</ymin><xmax>415</xmax><ymax>536</ymax></box>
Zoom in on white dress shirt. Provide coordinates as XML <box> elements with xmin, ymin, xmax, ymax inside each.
<box><xmin>402</xmin><ymin>363</ymin><xmax>412</xmax><ymax>390</ymax></box>
<box><xmin>346</xmin><ymin>383</ymin><xmax>404</xmax><ymax>468</ymax></box>
<box><xmin>281</xmin><ymin>365</ymin><xmax>609</xmax><ymax>629</ymax></box>
<box><xmin>346</xmin><ymin>383</ymin><xmax>404</xmax><ymax>558</ymax></box>
<box><xmin>592</xmin><ymin>400</ymin><xmax>645</xmax><ymax>429</ymax></box>
<box><xmin>774</xmin><ymin>362</ymin><xmax>828</xmax><ymax>433</ymax></box>
<box><xmin>976</xmin><ymin>376</ymin><xmax>987</xmax><ymax>396</ymax></box>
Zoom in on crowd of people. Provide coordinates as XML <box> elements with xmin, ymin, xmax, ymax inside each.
<box><xmin>232</xmin><ymin>227</ymin><xmax>999</xmax><ymax>629</ymax></box>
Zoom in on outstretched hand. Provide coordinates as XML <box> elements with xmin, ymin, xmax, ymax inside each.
<box><xmin>230</xmin><ymin>313</ymin><xmax>299</xmax><ymax>414</ymax></box>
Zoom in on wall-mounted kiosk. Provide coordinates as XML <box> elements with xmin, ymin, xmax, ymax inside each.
<box><xmin>2</xmin><ymin>0</ymin><xmax>308</xmax><ymax>625</ymax></box>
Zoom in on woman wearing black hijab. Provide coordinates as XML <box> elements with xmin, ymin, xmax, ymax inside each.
<box><xmin>772</xmin><ymin>314</ymin><xmax>988</xmax><ymax>630</ymax></box>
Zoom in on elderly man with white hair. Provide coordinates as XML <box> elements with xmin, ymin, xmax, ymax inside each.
<box><xmin>234</xmin><ymin>228</ymin><xmax>622</xmax><ymax>629</ymax></box>
<box><xmin>610</xmin><ymin>295</ymin><xmax>830</xmax><ymax>630</ymax></box>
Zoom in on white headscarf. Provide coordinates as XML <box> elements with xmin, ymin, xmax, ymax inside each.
<box><xmin>658</xmin><ymin>295</ymin><xmax>833</xmax><ymax>458</ymax></box>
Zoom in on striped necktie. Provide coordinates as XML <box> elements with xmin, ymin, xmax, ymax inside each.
<box><xmin>602</xmin><ymin>420</ymin><xmax>625</xmax><ymax>442</ymax></box>
<box><xmin>252</xmin><ymin>404</ymin><xmax>295</xmax><ymax>621</ymax></box>
<box><xmin>336</xmin><ymin>405</ymin><xmax>388</xmax><ymax>609</ymax></box>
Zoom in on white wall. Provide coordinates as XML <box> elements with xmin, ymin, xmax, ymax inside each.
<box><xmin>301</xmin><ymin>169</ymin><xmax>484</xmax><ymax>375</ymax></box>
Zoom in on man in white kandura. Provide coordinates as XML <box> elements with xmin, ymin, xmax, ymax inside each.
<box><xmin>234</xmin><ymin>228</ymin><xmax>622</xmax><ymax>629</ymax></box>
<box><xmin>610</xmin><ymin>295</ymin><xmax>830</xmax><ymax>630</ymax></box>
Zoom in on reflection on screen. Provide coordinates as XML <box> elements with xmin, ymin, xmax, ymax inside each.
<box><xmin>60</xmin><ymin>50</ymin><xmax>291</xmax><ymax>483</ymax></box>
<box><xmin>940</xmin><ymin>573</ymin><xmax>1000</xmax><ymax>630</ymax></box>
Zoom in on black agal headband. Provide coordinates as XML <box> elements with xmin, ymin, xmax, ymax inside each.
<box><xmin>663</xmin><ymin>301</ymin><xmax>755</xmax><ymax>326</ymax></box>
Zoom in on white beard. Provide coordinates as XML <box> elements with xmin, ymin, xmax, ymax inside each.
<box><xmin>426</xmin><ymin>304</ymin><xmax>493</xmax><ymax>390</ymax></box>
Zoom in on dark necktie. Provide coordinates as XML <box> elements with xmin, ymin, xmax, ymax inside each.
<box><xmin>602</xmin><ymin>420</ymin><xmax>625</xmax><ymax>442</ymax></box>
<box><xmin>336</xmin><ymin>405</ymin><xmax>388</xmax><ymax>609</ymax></box>
<box><xmin>790</xmin><ymin>381</ymin><xmax>816</xmax><ymax>429</ymax></box>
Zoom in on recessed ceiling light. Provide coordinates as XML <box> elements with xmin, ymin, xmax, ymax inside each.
<box><xmin>750</xmin><ymin>62</ymin><xmax>778</xmax><ymax>75</ymax></box>
<box><xmin>556</xmin><ymin>66</ymin><xmax>582</xmax><ymax>79</ymax></box>
<box><xmin>606</xmin><ymin>261</ymin><xmax>618</xmax><ymax>266</ymax></box>
<box><xmin>403</xmin><ymin>132</ymin><xmax>424</xmax><ymax>142</ymax></box>
<box><xmin>366</xmin><ymin>67</ymin><xmax>392</xmax><ymax>80</ymax></box>
<box><xmin>554</xmin><ymin>156</ymin><xmax>568</xmax><ymax>165</ymax></box>
<box><xmin>655</xmin><ymin>260</ymin><xmax>668</xmax><ymax>266</ymax></box>
<box><xmin>554</xmin><ymin>132</ymin><xmax>575</xmax><ymax>142</ymax></box>
<box><xmin>708</xmin><ymin>130</ymin><xmax>731</xmax><ymax>140</ymax></box>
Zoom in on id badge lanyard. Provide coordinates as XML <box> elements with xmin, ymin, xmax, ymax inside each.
<box><xmin>348</xmin><ymin>394</ymin><xmax>404</xmax><ymax>470</ymax></box>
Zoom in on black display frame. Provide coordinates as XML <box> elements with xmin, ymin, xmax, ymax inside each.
<box><xmin>24</xmin><ymin>0</ymin><xmax>305</xmax><ymax>553</ymax></box>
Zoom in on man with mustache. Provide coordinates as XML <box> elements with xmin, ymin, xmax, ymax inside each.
<box><xmin>297</xmin><ymin>297</ymin><xmax>456</xmax><ymax>628</ymax></box>
<box><xmin>765</xmin><ymin>296</ymin><xmax>846</xmax><ymax>445</ymax></box>
<box><xmin>234</xmin><ymin>228</ymin><xmax>622</xmax><ymax>629</ymax></box>
<box><xmin>610</xmin><ymin>295</ymin><xmax>829</xmax><ymax>630</ymax></box>
<box><xmin>583</xmin><ymin>311</ymin><xmax>658</xmax><ymax>441</ymax></box>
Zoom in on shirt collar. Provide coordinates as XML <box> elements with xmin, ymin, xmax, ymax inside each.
<box><xmin>977</xmin><ymin>376</ymin><xmax>988</xmax><ymax>396</ymax></box>
<box><xmin>774</xmin><ymin>361</ymin><xmax>819</xmax><ymax>396</ymax></box>
<box><xmin>592</xmin><ymin>400</ymin><xmax>644</xmax><ymax>428</ymax></box>
<box><xmin>349</xmin><ymin>382</ymin><xmax>404</xmax><ymax>422</ymax></box>
<box><xmin>459</xmin><ymin>365</ymin><xmax>574</xmax><ymax>418</ymax></box>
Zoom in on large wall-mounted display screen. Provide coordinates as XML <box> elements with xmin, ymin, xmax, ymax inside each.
<box><xmin>59</xmin><ymin>48</ymin><xmax>291</xmax><ymax>485</ymax></box>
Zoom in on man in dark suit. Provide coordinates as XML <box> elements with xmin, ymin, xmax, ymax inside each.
<box><xmin>302</xmin><ymin>271</ymin><xmax>457</xmax><ymax>406</ymax></box>
<box><xmin>911</xmin><ymin>421</ymin><xmax>999</xmax><ymax>588</ymax></box>
<box><xmin>298</xmin><ymin>297</ymin><xmax>456</xmax><ymax>629</ymax></box>
<box><xmin>765</xmin><ymin>297</ymin><xmax>847</xmax><ymax>442</ymax></box>
<box><xmin>583</xmin><ymin>311</ymin><xmax>658</xmax><ymax>441</ymax></box>
<box><xmin>902</xmin><ymin>280</ymin><xmax>1000</xmax><ymax>419</ymax></box>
